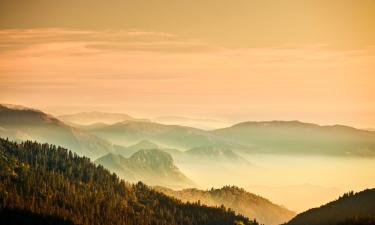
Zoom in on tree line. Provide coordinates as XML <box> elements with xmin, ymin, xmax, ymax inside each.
<box><xmin>0</xmin><ymin>137</ymin><xmax>258</xmax><ymax>225</ymax></box>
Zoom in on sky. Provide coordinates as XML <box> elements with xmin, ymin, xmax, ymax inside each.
<box><xmin>1</xmin><ymin>0</ymin><xmax>374</xmax><ymax>128</ymax></box>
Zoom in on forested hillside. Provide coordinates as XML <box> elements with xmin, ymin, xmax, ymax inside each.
<box><xmin>0</xmin><ymin>137</ymin><xmax>257</xmax><ymax>225</ymax></box>
<box><xmin>154</xmin><ymin>186</ymin><xmax>295</xmax><ymax>225</ymax></box>
<box><xmin>285</xmin><ymin>189</ymin><xmax>375</xmax><ymax>225</ymax></box>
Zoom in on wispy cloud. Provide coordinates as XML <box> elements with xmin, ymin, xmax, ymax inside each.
<box><xmin>0</xmin><ymin>28</ymin><xmax>374</xmax><ymax>127</ymax></box>
<box><xmin>0</xmin><ymin>28</ymin><xmax>217</xmax><ymax>55</ymax></box>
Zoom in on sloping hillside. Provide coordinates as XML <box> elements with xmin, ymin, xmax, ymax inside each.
<box><xmin>96</xmin><ymin>149</ymin><xmax>196</xmax><ymax>189</ymax></box>
<box><xmin>113</xmin><ymin>140</ymin><xmax>159</xmax><ymax>157</ymax></box>
<box><xmin>285</xmin><ymin>189</ymin><xmax>375</xmax><ymax>225</ymax></box>
<box><xmin>0</xmin><ymin>137</ymin><xmax>257</xmax><ymax>225</ymax></box>
<box><xmin>155</xmin><ymin>186</ymin><xmax>295</xmax><ymax>225</ymax></box>
<box><xmin>0</xmin><ymin>104</ymin><xmax>112</xmax><ymax>159</ymax></box>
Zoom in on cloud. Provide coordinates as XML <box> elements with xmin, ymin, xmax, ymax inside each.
<box><xmin>0</xmin><ymin>28</ymin><xmax>217</xmax><ymax>56</ymax></box>
<box><xmin>0</xmin><ymin>28</ymin><xmax>374</xmax><ymax>128</ymax></box>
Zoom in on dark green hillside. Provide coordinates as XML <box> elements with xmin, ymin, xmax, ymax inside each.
<box><xmin>337</xmin><ymin>217</ymin><xmax>375</xmax><ymax>225</ymax></box>
<box><xmin>0</xmin><ymin>208</ymin><xmax>75</xmax><ymax>225</ymax></box>
<box><xmin>0</xmin><ymin>137</ymin><xmax>256</xmax><ymax>225</ymax></box>
<box><xmin>285</xmin><ymin>189</ymin><xmax>375</xmax><ymax>225</ymax></box>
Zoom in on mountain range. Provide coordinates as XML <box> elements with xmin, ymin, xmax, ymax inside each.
<box><xmin>77</xmin><ymin>114</ymin><xmax>375</xmax><ymax>157</ymax></box>
<box><xmin>0</xmin><ymin>137</ymin><xmax>256</xmax><ymax>225</ymax></box>
<box><xmin>95</xmin><ymin>149</ymin><xmax>196</xmax><ymax>189</ymax></box>
<box><xmin>213</xmin><ymin>121</ymin><xmax>375</xmax><ymax>156</ymax></box>
<box><xmin>1</xmin><ymin>104</ymin><xmax>375</xmax><ymax>224</ymax></box>
<box><xmin>81</xmin><ymin>120</ymin><xmax>233</xmax><ymax>150</ymax></box>
<box><xmin>5</xmin><ymin>104</ymin><xmax>375</xmax><ymax>158</ymax></box>
<box><xmin>112</xmin><ymin>139</ymin><xmax>249</xmax><ymax>166</ymax></box>
<box><xmin>0</xmin><ymin>104</ymin><xmax>112</xmax><ymax>159</ymax></box>
<box><xmin>153</xmin><ymin>116</ymin><xmax>230</xmax><ymax>130</ymax></box>
<box><xmin>154</xmin><ymin>185</ymin><xmax>296</xmax><ymax>225</ymax></box>
<box><xmin>59</xmin><ymin>111</ymin><xmax>149</xmax><ymax>125</ymax></box>
<box><xmin>183</xmin><ymin>145</ymin><xmax>250</xmax><ymax>165</ymax></box>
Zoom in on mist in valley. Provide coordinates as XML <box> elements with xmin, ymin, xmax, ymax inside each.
<box><xmin>176</xmin><ymin>154</ymin><xmax>375</xmax><ymax>212</ymax></box>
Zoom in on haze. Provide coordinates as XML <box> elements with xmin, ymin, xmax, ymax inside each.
<box><xmin>1</xmin><ymin>0</ymin><xmax>375</xmax><ymax>128</ymax></box>
<box><xmin>1</xmin><ymin>0</ymin><xmax>375</xmax><ymax>216</ymax></box>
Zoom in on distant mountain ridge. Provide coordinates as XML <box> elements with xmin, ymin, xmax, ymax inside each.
<box><xmin>184</xmin><ymin>145</ymin><xmax>250</xmax><ymax>164</ymax></box>
<box><xmin>154</xmin><ymin>185</ymin><xmax>296</xmax><ymax>225</ymax></box>
<box><xmin>83</xmin><ymin>120</ymin><xmax>233</xmax><ymax>150</ymax></box>
<box><xmin>0</xmin><ymin>104</ymin><xmax>112</xmax><ymax>159</ymax></box>
<box><xmin>96</xmin><ymin>149</ymin><xmax>196</xmax><ymax>189</ymax></box>
<box><xmin>59</xmin><ymin>111</ymin><xmax>149</xmax><ymax>125</ymax></box>
<box><xmin>154</xmin><ymin>116</ymin><xmax>230</xmax><ymax>130</ymax></box>
<box><xmin>112</xmin><ymin>139</ymin><xmax>249</xmax><ymax>166</ymax></box>
<box><xmin>113</xmin><ymin>140</ymin><xmax>160</xmax><ymax>157</ymax></box>
<box><xmin>2</xmin><ymin>104</ymin><xmax>375</xmax><ymax>157</ymax></box>
<box><xmin>285</xmin><ymin>189</ymin><xmax>375</xmax><ymax>225</ymax></box>
<box><xmin>213</xmin><ymin>120</ymin><xmax>375</xmax><ymax>156</ymax></box>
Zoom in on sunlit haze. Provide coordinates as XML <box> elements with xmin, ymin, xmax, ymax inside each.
<box><xmin>1</xmin><ymin>0</ymin><xmax>375</xmax><ymax>128</ymax></box>
<box><xmin>1</xmin><ymin>0</ymin><xmax>375</xmax><ymax>221</ymax></box>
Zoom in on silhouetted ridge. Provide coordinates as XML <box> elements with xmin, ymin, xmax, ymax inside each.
<box><xmin>285</xmin><ymin>189</ymin><xmax>375</xmax><ymax>225</ymax></box>
<box><xmin>0</xmin><ymin>208</ymin><xmax>75</xmax><ymax>225</ymax></box>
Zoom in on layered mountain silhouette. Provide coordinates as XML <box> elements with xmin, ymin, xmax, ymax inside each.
<box><xmin>6</xmin><ymin>104</ymin><xmax>375</xmax><ymax>158</ymax></box>
<box><xmin>184</xmin><ymin>145</ymin><xmax>250</xmax><ymax>164</ymax></box>
<box><xmin>153</xmin><ymin>116</ymin><xmax>229</xmax><ymax>130</ymax></box>
<box><xmin>83</xmin><ymin>120</ymin><xmax>233</xmax><ymax>150</ymax></box>
<box><xmin>113</xmin><ymin>140</ymin><xmax>160</xmax><ymax>157</ymax></box>
<box><xmin>154</xmin><ymin>185</ymin><xmax>295</xmax><ymax>225</ymax></box>
<box><xmin>113</xmin><ymin>140</ymin><xmax>248</xmax><ymax>165</ymax></box>
<box><xmin>0</xmin><ymin>104</ymin><xmax>112</xmax><ymax>159</ymax></box>
<box><xmin>285</xmin><ymin>189</ymin><xmax>375</xmax><ymax>225</ymax></box>
<box><xmin>59</xmin><ymin>111</ymin><xmax>149</xmax><ymax>125</ymax></box>
<box><xmin>0</xmin><ymin>137</ymin><xmax>256</xmax><ymax>225</ymax></box>
<box><xmin>213</xmin><ymin>121</ymin><xmax>375</xmax><ymax>156</ymax></box>
<box><xmin>96</xmin><ymin>149</ymin><xmax>196</xmax><ymax>189</ymax></box>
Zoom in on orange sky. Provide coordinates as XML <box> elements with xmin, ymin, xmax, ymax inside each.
<box><xmin>0</xmin><ymin>1</ymin><xmax>374</xmax><ymax>128</ymax></box>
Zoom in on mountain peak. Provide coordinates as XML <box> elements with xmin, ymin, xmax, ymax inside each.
<box><xmin>130</xmin><ymin>149</ymin><xmax>174</xmax><ymax>168</ymax></box>
<box><xmin>131</xmin><ymin>140</ymin><xmax>159</xmax><ymax>149</ymax></box>
<box><xmin>0</xmin><ymin>103</ymin><xmax>59</xmax><ymax>123</ymax></box>
<box><xmin>0</xmin><ymin>104</ymin><xmax>112</xmax><ymax>159</ymax></box>
<box><xmin>154</xmin><ymin>185</ymin><xmax>296</xmax><ymax>225</ymax></box>
<box><xmin>59</xmin><ymin>111</ymin><xmax>150</xmax><ymax>125</ymax></box>
<box><xmin>185</xmin><ymin>145</ymin><xmax>249</xmax><ymax>164</ymax></box>
<box><xmin>97</xmin><ymin>149</ymin><xmax>196</xmax><ymax>189</ymax></box>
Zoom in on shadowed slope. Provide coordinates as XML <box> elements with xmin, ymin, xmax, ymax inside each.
<box><xmin>155</xmin><ymin>186</ymin><xmax>295</xmax><ymax>225</ymax></box>
<box><xmin>0</xmin><ymin>104</ymin><xmax>112</xmax><ymax>159</ymax></box>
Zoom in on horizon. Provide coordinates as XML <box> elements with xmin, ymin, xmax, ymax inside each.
<box><xmin>1</xmin><ymin>102</ymin><xmax>373</xmax><ymax>131</ymax></box>
<box><xmin>1</xmin><ymin>1</ymin><xmax>375</xmax><ymax>223</ymax></box>
<box><xmin>1</xmin><ymin>0</ymin><xmax>375</xmax><ymax>129</ymax></box>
